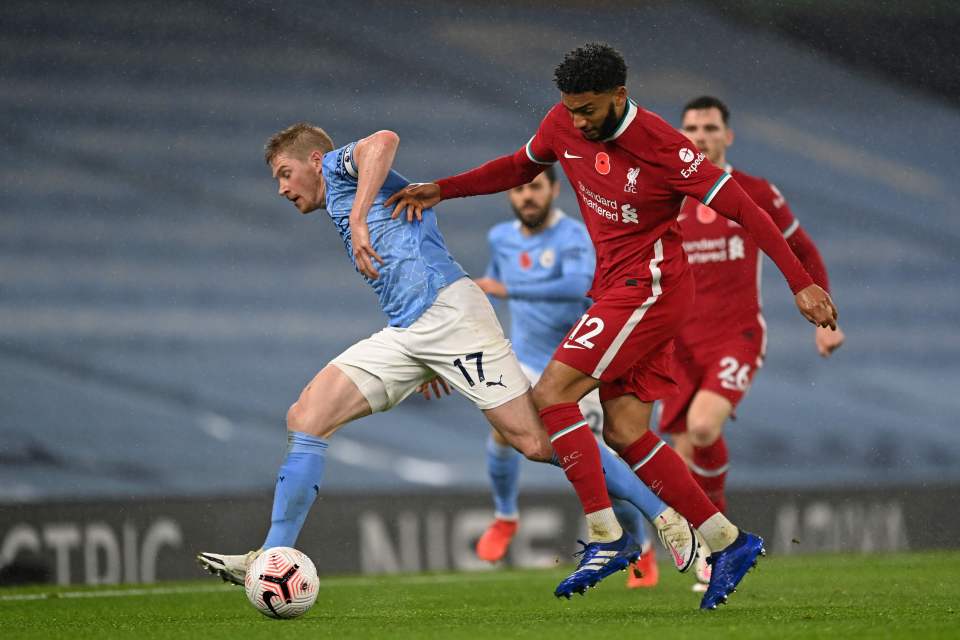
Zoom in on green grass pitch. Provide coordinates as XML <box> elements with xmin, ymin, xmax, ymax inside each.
<box><xmin>0</xmin><ymin>552</ymin><xmax>957</xmax><ymax>639</ymax></box>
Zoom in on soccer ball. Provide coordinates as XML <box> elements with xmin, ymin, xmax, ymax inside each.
<box><xmin>244</xmin><ymin>546</ymin><xmax>319</xmax><ymax>619</ymax></box>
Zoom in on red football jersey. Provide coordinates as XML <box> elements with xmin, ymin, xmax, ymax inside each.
<box><xmin>678</xmin><ymin>166</ymin><xmax>799</xmax><ymax>347</ymax></box>
<box><xmin>526</xmin><ymin>100</ymin><xmax>731</xmax><ymax>300</ymax></box>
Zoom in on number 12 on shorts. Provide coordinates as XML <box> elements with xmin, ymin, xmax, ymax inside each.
<box><xmin>453</xmin><ymin>352</ymin><xmax>484</xmax><ymax>386</ymax></box>
<box><xmin>565</xmin><ymin>314</ymin><xmax>604</xmax><ymax>349</ymax></box>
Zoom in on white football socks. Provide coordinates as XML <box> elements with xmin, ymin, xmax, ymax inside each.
<box><xmin>586</xmin><ymin>507</ymin><xmax>623</xmax><ymax>542</ymax></box>
<box><xmin>698</xmin><ymin>512</ymin><xmax>739</xmax><ymax>551</ymax></box>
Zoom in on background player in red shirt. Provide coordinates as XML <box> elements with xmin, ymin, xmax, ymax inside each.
<box><xmin>388</xmin><ymin>43</ymin><xmax>838</xmax><ymax>609</ymax></box>
<box><xmin>663</xmin><ymin>95</ymin><xmax>846</xmax><ymax>589</ymax></box>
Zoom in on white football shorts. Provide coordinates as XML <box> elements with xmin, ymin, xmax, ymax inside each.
<box><xmin>332</xmin><ymin>278</ymin><xmax>530</xmax><ymax>412</ymax></box>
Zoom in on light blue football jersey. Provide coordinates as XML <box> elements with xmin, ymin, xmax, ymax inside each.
<box><xmin>485</xmin><ymin>211</ymin><xmax>595</xmax><ymax>372</ymax></box>
<box><xmin>322</xmin><ymin>142</ymin><xmax>467</xmax><ymax>328</ymax></box>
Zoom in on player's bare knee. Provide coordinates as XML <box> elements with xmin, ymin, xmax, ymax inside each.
<box><xmin>287</xmin><ymin>400</ymin><xmax>329</xmax><ymax>437</ymax></box>
<box><xmin>506</xmin><ymin>426</ymin><xmax>552</xmax><ymax>462</ymax></box>
<box><xmin>518</xmin><ymin>438</ymin><xmax>553</xmax><ymax>463</ymax></box>
<box><xmin>601</xmin><ymin>425</ymin><xmax>632</xmax><ymax>453</ymax></box>
<box><xmin>286</xmin><ymin>402</ymin><xmax>305</xmax><ymax>431</ymax></box>
<box><xmin>688</xmin><ymin>420</ymin><xmax>721</xmax><ymax>448</ymax></box>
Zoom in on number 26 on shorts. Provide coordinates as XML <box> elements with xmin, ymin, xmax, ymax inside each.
<box><xmin>717</xmin><ymin>356</ymin><xmax>751</xmax><ymax>391</ymax></box>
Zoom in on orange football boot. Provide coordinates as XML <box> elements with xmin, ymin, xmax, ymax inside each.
<box><xmin>626</xmin><ymin>546</ymin><xmax>659</xmax><ymax>588</ymax></box>
<box><xmin>475</xmin><ymin>518</ymin><xmax>518</xmax><ymax>563</ymax></box>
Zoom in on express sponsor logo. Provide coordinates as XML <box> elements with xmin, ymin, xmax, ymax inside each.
<box><xmin>680</xmin><ymin>151</ymin><xmax>706</xmax><ymax>179</ymax></box>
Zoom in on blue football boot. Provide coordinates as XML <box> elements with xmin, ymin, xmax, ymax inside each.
<box><xmin>554</xmin><ymin>532</ymin><xmax>640</xmax><ymax>599</ymax></box>
<box><xmin>699</xmin><ymin>530</ymin><xmax>765</xmax><ymax>610</ymax></box>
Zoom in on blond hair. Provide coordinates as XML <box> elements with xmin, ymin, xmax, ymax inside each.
<box><xmin>264</xmin><ymin>123</ymin><xmax>335</xmax><ymax>165</ymax></box>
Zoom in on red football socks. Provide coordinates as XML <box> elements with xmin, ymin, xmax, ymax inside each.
<box><xmin>692</xmin><ymin>436</ymin><xmax>729</xmax><ymax>513</ymax></box>
<box><xmin>621</xmin><ymin>430</ymin><xmax>718</xmax><ymax>528</ymax></box>
<box><xmin>539</xmin><ymin>403</ymin><xmax>611</xmax><ymax>514</ymax></box>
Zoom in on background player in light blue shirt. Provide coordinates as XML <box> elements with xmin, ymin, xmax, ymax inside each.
<box><xmin>479</xmin><ymin>187</ymin><xmax>594</xmax><ymax>374</ymax></box>
<box><xmin>472</xmin><ymin>168</ymin><xmax>681</xmax><ymax>587</ymax></box>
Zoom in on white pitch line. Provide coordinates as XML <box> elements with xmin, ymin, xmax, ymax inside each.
<box><xmin>320</xmin><ymin>571</ymin><xmax>546</xmax><ymax>588</ymax></box>
<box><xmin>0</xmin><ymin>571</ymin><xmax>553</xmax><ymax>602</ymax></box>
<box><xmin>0</xmin><ymin>585</ymin><xmax>235</xmax><ymax>602</ymax></box>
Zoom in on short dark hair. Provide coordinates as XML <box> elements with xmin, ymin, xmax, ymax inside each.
<box><xmin>542</xmin><ymin>165</ymin><xmax>557</xmax><ymax>183</ymax></box>
<box><xmin>554</xmin><ymin>43</ymin><xmax>627</xmax><ymax>94</ymax></box>
<box><xmin>682</xmin><ymin>96</ymin><xmax>730</xmax><ymax>125</ymax></box>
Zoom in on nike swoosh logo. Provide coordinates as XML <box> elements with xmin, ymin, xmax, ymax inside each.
<box><xmin>677</xmin><ymin>214</ymin><xmax>687</xmax><ymax>221</ymax></box>
<box><xmin>562</xmin><ymin>342</ymin><xmax>586</xmax><ymax>349</ymax></box>
<box><xmin>670</xmin><ymin>546</ymin><xmax>684</xmax><ymax>568</ymax></box>
<box><xmin>563</xmin><ymin>151</ymin><xmax>582</xmax><ymax>159</ymax></box>
<box><xmin>263</xmin><ymin>591</ymin><xmax>281</xmax><ymax>617</ymax></box>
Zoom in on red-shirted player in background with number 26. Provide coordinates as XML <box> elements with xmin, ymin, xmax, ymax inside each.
<box><xmin>387</xmin><ymin>43</ymin><xmax>838</xmax><ymax>610</ymax></box>
<box><xmin>665</xmin><ymin>96</ymin><xmax>845</xmax><ymax>591</ymax></box>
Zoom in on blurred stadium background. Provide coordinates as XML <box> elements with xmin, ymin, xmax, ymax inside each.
<box><xmin>1</xmin><ymin>0</ymin><xmax>958</xmax><ymax>585</ymax></box>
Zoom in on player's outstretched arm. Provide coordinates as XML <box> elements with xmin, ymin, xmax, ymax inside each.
<box><xmin>707</xmin><ymin>179</ymin><xmax>838</xmax><ymax>329</ymax></box>
<box><xmin>350</xmin><ymin>130</ymin><xmax>398</xmax><ymax>279</ymax></box>
<box><xmin>386</xmin><ymin>148</ymin><xmax>547</xmax><ymax>222</ymax></box>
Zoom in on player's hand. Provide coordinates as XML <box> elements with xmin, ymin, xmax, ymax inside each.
<box><xmin>474</xmin><ymin>277</ymin><xmax>507</xmax><ymax>298</ymax></box>
<box><xmin>794</xmin><ymin>284</ymin><xmax>837</xmax><ymax>330</ymax></box>
<box><xmin>385</xmin><ymin>183</ymin><xmax>443</xmax><ymax>222</ymax></box>
<box><xmin>815</xmin><ymin>324</ymin><xmax>845</xmax><ymax>358</ymax></box>
<box><xmin>350</xmin><ymin>218</ymin><xmax>384</xmax><ymax>280</ymax></box>
<box><xmin>417</xmin><ymin>376</ymin><xmax>451</xmax><ymax>401</ymax></box>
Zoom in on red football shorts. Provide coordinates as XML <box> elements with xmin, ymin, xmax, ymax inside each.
<box><xmin>657</xmin><ymin>325</ymin><xmax>765</xmax><ymax>434</ymax></box>
<box><xmin>552</xmin><ymin>270</ymin><xmax>695</xmax><ymax>403</ymax></box>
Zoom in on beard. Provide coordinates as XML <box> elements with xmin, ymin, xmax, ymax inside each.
<box><xmin>583</xmin><ymin>103</ymin><xmax>621</xmax><ymax>141</ymax></box>
<box><xmin>511</xmin><ymin>200</ymin><xmax>551</xmax><ymax>230</ymax></box>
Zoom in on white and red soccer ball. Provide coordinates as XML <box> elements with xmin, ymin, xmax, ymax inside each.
<box><xmin>244</xmin><ymin>546</ymin><xmax>319</xmax><ymax>619</ymax></box>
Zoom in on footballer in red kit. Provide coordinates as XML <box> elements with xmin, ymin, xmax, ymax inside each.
<box><xmin>664</xmin><ymin>169</ymin><xmax>799</xmax><ymax>432</ymax></box>
<box><xmin>656</xmin><ymin>98</ymin><xmax>843</xmax><ymax>589</ymax></box>
<box><xmin>521</xmin><ymin>99</ymin><xmax>729</xmax><ymax>396</ymax></box>
<box><xmin>388</xmin><ymin>44</ymin><xmax>839</xmax><ymax>609</ymax></box>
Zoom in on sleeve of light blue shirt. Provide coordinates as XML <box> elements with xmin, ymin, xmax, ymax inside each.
<box><xmin>484</xmin><ymin>229</ymin><xmax>501</xmax><ymax>280</ymax></box>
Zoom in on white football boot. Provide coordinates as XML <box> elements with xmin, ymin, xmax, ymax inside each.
<box><xmin>692</xmin><ymin>534</ymin><xmax>712</xmax><ymax>592</ymax></box>
<box><xmin>196</xmin><ymin>549</ymin><xmax>262</xmax><ymax>585</ymax></box>
<box><xmin>652</xmin><ymin>507</ymin><xmax>698</xmax><ymax>573</ymax></box>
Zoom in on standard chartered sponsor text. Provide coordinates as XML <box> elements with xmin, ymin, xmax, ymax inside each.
<box><xmin>578</xmin><ymin>181</ymin><xmax>619</xmax><ymax>221</ymax></box>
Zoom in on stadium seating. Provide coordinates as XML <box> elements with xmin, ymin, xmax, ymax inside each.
<box><xmin>1</xmin><ymin>0</ymin><xmax>958</xmax><ymax>500</ymax></box>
